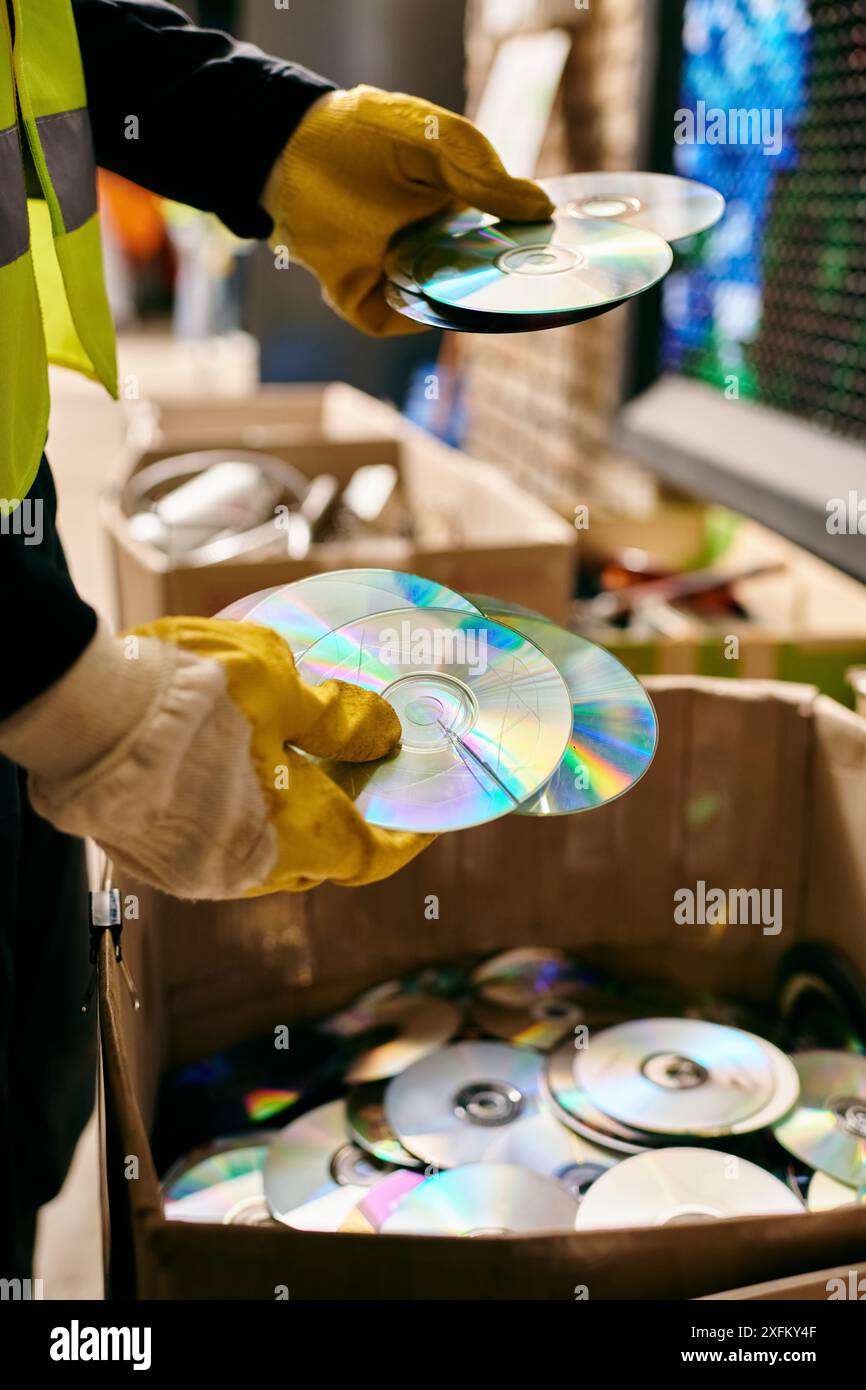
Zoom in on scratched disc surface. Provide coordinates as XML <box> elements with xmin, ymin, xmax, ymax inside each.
<box><xmin>296</xmin><ymin>608</ymin><xmax>572</xmax><ymax>832</ymax></box>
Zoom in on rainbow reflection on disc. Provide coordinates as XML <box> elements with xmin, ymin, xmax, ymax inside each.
<box><xmin>380</xmin><ymin>1163</ymin><xmax>580</xmax><ymax>1237</ymax></box>
<box><xmin>162</xmin><ymin>1136</ymin><xmax>276</xmax><ymax>1223</ymax></box>
<box><xmin>414</xmin><ymin>217</ymin><xmax>672</xmax><ymax>317</ymax></box>
<box><xmin>774</xmin><ymin>1051</ymin><xmax>866</xmax><ymax>1187</ymax></box>
<box><xmin>297</xmin><ymin>608</ymin><xmax>572</xmax><ymax>832</ymax></box>
<box><xmin>217</xmin><ymin>570</ymin><xmax>481</xmax><ymax>659</ymax></box>
<box><xmin>475</xmin><ymin>606</ymin><xmax>657</xmax><ymax>816</ymax></box>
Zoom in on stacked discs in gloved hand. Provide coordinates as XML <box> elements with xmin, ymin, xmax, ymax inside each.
<box><xmin>218</xmin><ymin>569</ymin><xmax>658</xmax><ymax>833</ymax></box>
<box><xmin>383</xmin><ymin>171</ymin><xmax>725</xmax><ymax>334</ymax></box>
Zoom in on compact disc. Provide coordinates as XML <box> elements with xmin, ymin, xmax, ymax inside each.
<box><xmin>777</xmin><ymin>944</ymin><xmax>866</xmax><ymax>1055</ymax></box>
<box><xmin>413</xmin><ymin>217</ymin><xmax>672</xmax><ymax>317</ymax></box>
<box><xmin>471</xmin><ymin>947</ymin><xmax>617</xmax><ymax>1009</ymax></box>
<box><xmin>347</xmin><ymin>1082</ymin><xmax>425</xmax><ymax>1166</ymax></box>
<box><xmin>222</xmin><ymin>1195</ymin><xmax>278</xmax><ymax>1227</ymax></box>
<box><xmin>383</xmin><ymin>278</ymin><xmax>605</xmax><ymax>334</ymax></box>
<box><xmin>264</xmin><ymin>1100</ymin><xmax>398</xmax><ymax>1231</ymax></box>
<box><xmin>297</xmin><ymin>609</ymin><xmax>573</xmax><ymax>832</ymax></box>
<box><xmin>387</xmin><ymin>207</ymin><xmax>498</xmax><ymax>292</ymax></box>
<box><xmin>220</xmin><ymin>570</ymin><xmax>481</xmax><ymax>660</ymax></box>
<box><xmin>544</xmin><ymin>1040</ymin><xmax>656</xmax><ymax>1154</ymax></box>
<box><xmin>577</xmin><ymin>1018</ymin><xmax>798</xmax><ymax>1137</ymax></box>
<box><xmin>575</xmin><ymin>1147</ymin><xmax>804</xmax><ymax>1230</ymax></box>
<box><xmin>383</xmin><ymin>1040</ymin><xmax>610</xmax><ymax>1175</ymax></box>
<box><xmin>322</xmin><ymin>995</ymin><xmax>462</xmax><ymax>1083</ymax></box>
<box><xmin>807</xmin><ymin>1170</ymin><xmax>866</xmax><ymax>1212</ymax></box>
<box><xmin>162</xmin><ymin>1136</ymin><xmax>276</xmax><ymax>1223</ymax></box>
<box><xmin>474</xmin><ymin>608</ymin><xmax>658</xmax><ymax>815</ymax></box>
<box><xmin>339</xmin><ymin>1170</ymin><xmax>427</xmax><ymax>1234</ymax></box>
<box><xmin>379</xmin><ymin>1163</ymin><xmax>580</xmax><ymax>1237</ymax></box>
<box><xmin>774</xmin><ymin>1051</ymin><xmax>866</xmax><ymax>1187</ymax></box>
<box><xmin>471</xmin><ymin>993</ymin><xmax>629</xmax><ymax>1051</ymax></box>
<box><xmin>541</xmin><ymin>172</ymin><xmax>725</xmax><ymax>243</ymax></box>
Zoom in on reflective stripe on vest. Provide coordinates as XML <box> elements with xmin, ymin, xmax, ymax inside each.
<box><xmin>0</xmin><ymin>0</ymin><xmax>117</xmax><ymax>505</ymax></box>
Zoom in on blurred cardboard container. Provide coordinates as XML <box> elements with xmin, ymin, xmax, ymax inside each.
<box><xmin>701</xmin><ymin>1261</ymin><xmax>866</xmax><ymax>1301</ymax></box>
<box><xmin>849</xmin><ymin>668</ymin><xmax>866</xmax><ymax>719</ymax></box>
<box><xmin>101</xmin><ymin>383</ymin><xmax>576</xmax><ymax>627</ymax></box>
<box><xmin>583</xmin><ymin>519</ymin><xmax>866</xmax><ymax>708</ymax></box>
<box><xmin>100</xmin><ymin>678</ymin><xmax>866</xmax><ymax>1300</ymax></box>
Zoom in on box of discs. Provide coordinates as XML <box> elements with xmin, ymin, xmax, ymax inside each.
<box><xmin>101</xmin><ymin>382</ymin><xmax>576</xmax><ymax>629</ymax></box>
<box><xmin>97</xmin><ymin>671</ymin><xmax>866</xmax><ymax>1301</ymax></box>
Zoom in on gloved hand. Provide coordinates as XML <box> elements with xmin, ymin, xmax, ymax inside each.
<box><xmin>0</xmin><ymin>619</ymin><xmax>433</xmax><ymax>899</ymax></box>
<box><xmin>262</xmin><ymin>85</ymin><xmax>554</xmax><ymax>336</ymax></box>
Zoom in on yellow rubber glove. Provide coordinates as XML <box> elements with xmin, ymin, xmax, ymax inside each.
<box><xmin>0</xmin><ymin>617</ymin><xmax>432</xmax><ymax>900</ymax></box>
<box><xmin>132</xmin><ymin>618</ymin><xmax>435</xmax><ymax>895</ymax></box>
<box><xmin>263</xmin><ymin>85</ymin><xmax>555</xmax><ymax>336</ymax></box>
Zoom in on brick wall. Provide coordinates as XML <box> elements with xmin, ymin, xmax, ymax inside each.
<box><xmin>460</xmin><ymin>0</ymin><xmax>653</xmax><ymax>518</ymax></box>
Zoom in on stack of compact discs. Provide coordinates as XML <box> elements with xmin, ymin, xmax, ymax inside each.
<box><xmin>383</xmin><ymin>171</ymin><xmax>724</xmax><ymax>334</ymax></box>
<box><xmin>156</xmin><ymin>943</ymin><xmax>866</xmax><ymax>1237</ymax></box>
<box><xmin>217</xmin><ymin>569</ymin><xmax>659</xmax><ymax>832</ymax></box>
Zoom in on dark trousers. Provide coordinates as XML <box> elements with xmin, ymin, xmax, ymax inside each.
<box><xmin>0</xmin><ymin>462</ymin><xmax>95</xmax><ymax>1279</ymax></box>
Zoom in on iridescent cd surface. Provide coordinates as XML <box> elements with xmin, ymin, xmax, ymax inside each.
<box><xmin>162</xmin><ymin>1137</ymin><xmax>275</xmax><ymax>1223</ymax></box>
<box><xmin>346</xmin><ymin>1082</ymin><xmax>425</xmax><ymax>1166</ymax></box>
<box><xmin>413</xmin><ymin>217</ymin><xmax>672</xmax><ymax>317</ymax></box>
<box><xmin>380</xmin><ymin>1163</ymin><xmax>580</xmax><ymax>1237</ymax></box>
<box><xmin>544</xmin><ymin>1040</ymin><xmax>655</xmax><ymax>1154</ymax></box>
<box><xmin>577</xmin><ymin>1018</ymin><xmax>798</xmax><ymax>1137</ymax></box>
<box><xmin>774</xmin><ymin>1051</ymin><xmax>866</xmax><ymax>1186</ymax></box>
<box><xmin>575</xmin><ymin>1148</ymin><xmax>804</xmax><ymax>1230</ymax></box>
<box><xmin>807</xmin><ymin>1170</ymin><xmax>865</xmax><ymax>1212</ymax></box>
<box><xmin>387</xmin><ymin>207</ymin><xmax>498</xmax><ymax>292</ymax></box>
<box><xmin>264</xmin><ymin>1100</ymin><xmax>397</xmax><ymax>1231</ymax></box>
<box><xmin>322</xmin><ymin>994</ymin><xmax>461</xmax><ymax>1084</ymax></box>
<box><xmin>471</xmin><ymin>947</ymin><xmax>616</xmax><ymax>1009</ymax></box>
<box><xmin>297</xmin><ymin>608</ymin><xmax>573</xmax><ymax>832</ymax></box>
<box><xmin>218</xmin><ymin>570</ymin><xmax>481</xmax><ymax>660</ymax></box>
<box><xmin>540</xmin><ymin>172</ymin><xmax>725</xmax><ymax>243</ymax></box>
<box><xmin>383</xmin><ymin>1040</ymin><xmax>610</xmax><ymax>1175</ymax></box>
<box><xmin>476</xmin><ymin>612</ymin><xmax>658</xmax><ymax>816</ymax></box>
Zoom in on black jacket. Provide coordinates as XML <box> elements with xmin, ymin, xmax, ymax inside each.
<box><xmin>0</xmin><ymin>0</ymin><xmax>334</xmax><ymax>719</ymax></box>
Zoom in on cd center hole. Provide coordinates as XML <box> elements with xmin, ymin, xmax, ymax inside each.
<box><xmin>405</xmin><ymin>696</ymin><xmax>446</xmax><ymax>727</ymax></box>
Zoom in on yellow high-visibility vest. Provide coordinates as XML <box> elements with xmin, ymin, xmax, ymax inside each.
<box><xmin>0</xmin><ymin>0</ymin><xmax>118</xmax><ymax>505</ymax></box>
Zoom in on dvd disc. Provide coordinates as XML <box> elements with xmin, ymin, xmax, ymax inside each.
<box><xmin>384</xmin><ymin>1040</ymin><xmax>612</xmax><ymax>1175</ymax></box>
<box><xmin>297</xmin><ymin>609</ymin><xmax>573</xmax><ymax>832</ymax></box>
<box><xmin>162</xmin><ymin>1136</ymin><xmax>276</xmax><ymax>1223</ymax></box>
<box><xmin>471</xmin><ymin>993</ymin><xmax>629</xmax><ymax>1052</ymax></box>
<box><xmin>807</xmin><ymin>1170</ymin><xmax>866</xmax><ymax>1212</ymax></box>
<box><xmin>544</xmin><ymin>1040</ymin><xmax>656</xmax><ymax>1154</ymax></box>
<box><xmin>322</xmin><ymin>995</ymin><xmax>462</xmax><ymax>1084</ymax></box>
<box><xmin>222</xmin><ymin>1195</ymin><xmax>277</xmax><ymax>1226</ymax></box>
<box><xmin>471</xmin><ymin>947</ymin><xmax>616</xmax><ymax>1009</ymax></box>
<box><xmin>219</xmin><ymin>570</ymin><xmax>481</xmax><ymax>660</ymax></box>
<box><xmin>339</xmin><ymin>1170</ymin><xmax>427</xmax><ymax>1234</ymax></box>
<box><xmin>577</xmin><ymin>1018</ymin><xmax>798</xmax><ymax>1137</ymax></box>
<box><xmin>413</xmin><ymin>217</ymin><xmax>672</xmax><ymax>317</ymax></box>
<box><xmin>380</xmin><ymin>1163</ymin><xmax>579</xmax><ymax>1236</ymax></box>
<box><xmin>774</xmin><ymin>1051</ymin><xmax>866</xmax><ymax>1186</ymax></box>
<box><xmin>540</xmin><ymin>172</ymin><xmax>725</xmax><ymax>243</ymax></box>
<box><xmin>346</xmin><ymin>1083</ymin><xmax>426</xmax><ymax>1166</ymax></box>
<box><xmin>575</xmin><ymin>1147</ymin><xmax>804</xmax><ymax>1230</ymax></box>
<box><xmin>264</xmin><ymin>1100</ymin><xmax>398</xmax><ymax>1231</ymax></box>
<box><xmin>474</xmin><ymin>609</ymin><xmax>658</xmax><ymax>815</ymax></box>
<box><xmin>384</xmin><ymin>277</ymin><xmax>622</xmax><ymax>334</ymax></box>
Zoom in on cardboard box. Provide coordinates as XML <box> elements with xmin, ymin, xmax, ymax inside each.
<box><xmin>584</xmin><ymin>519</ymin><xmax>866</xmax><ymax>708</ymax></box>
<box><xmin>102</xmin><ymin>383</ymin><xmax>576</xmax><ymax>628</ymax></box>
<box><xmin>99</xmin><ymin>678</ymin><xmax>866</xmax><ymax>1301</ymax></box>
<box><xmin>702</xmin><ymin>1261</ymin><xmax>866</xmax><ymax>1301</ymax></box>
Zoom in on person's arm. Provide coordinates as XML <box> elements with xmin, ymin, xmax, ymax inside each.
<box><xmin>72</xmin><ymin>0</ymin><xmax>335</xmax><ymax>239</ymax></box>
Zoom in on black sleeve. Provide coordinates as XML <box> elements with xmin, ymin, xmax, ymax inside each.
<box><xmin>73</xmin><ymin>0</ymin><xmax>336</xmax><ymax>239</ymax></box>
<box><xmin>0</xmin><ymin>460</ymin><xmax>98</xmax><ymax>722</ymax></box>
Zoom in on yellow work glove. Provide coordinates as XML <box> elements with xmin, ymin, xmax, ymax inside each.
<box><xmin>262</xmin><ymin>85</ymin><xmax>554</xmax><ymax>336</ymax></box>
<box><xmin>0</xmin><ymin>618</ymin><xmax>433</xmax><ymax>900</ymax></box>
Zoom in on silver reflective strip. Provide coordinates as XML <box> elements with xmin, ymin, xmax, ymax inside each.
<box><xmin>0</xmin><ymin>124</ymin><xmax>29</xmax><ymax>266</ymax></box>
<box><xmin>35</xmin><ymin>107</ymin><xmax>97</xmax><ymax>234</ymax></box>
